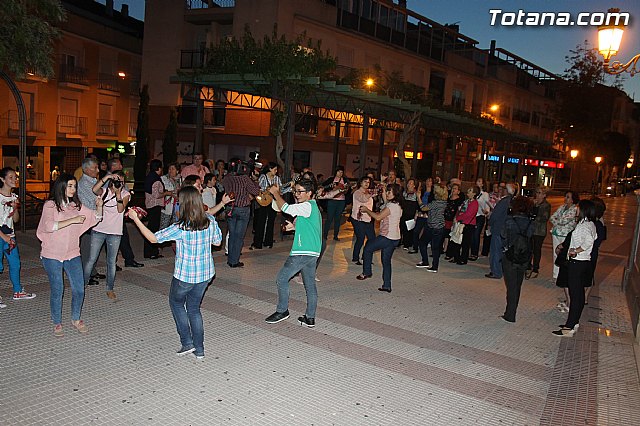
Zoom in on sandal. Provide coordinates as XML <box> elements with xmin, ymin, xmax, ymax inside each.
<box><xmin>356</xmin><ymin>274</ymin><xmax>372</xmax><ymax>280</ymax></box>
<box><xmin>53</xmin><ymin>324</ymin><xmax>64</xmax><ymax>337</ymax></box>
<box><xmin>71</xmin><ymin>319</ymin><xmax>88</xmax><ymax>333</ymax></box>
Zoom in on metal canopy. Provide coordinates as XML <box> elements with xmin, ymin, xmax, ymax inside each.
<box><xmin>170</xmin><ymin>73</ymin><xmax>550</xmax><ymax>145</ymax></box>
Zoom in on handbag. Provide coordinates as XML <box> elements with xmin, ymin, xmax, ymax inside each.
<box><xmin>450</xmin><ymin>222</ymin><xmax>465</xmax><ymax>244</ymax></box>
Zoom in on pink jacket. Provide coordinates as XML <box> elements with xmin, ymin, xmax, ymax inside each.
<box><xmin>36</xmin><ymin>201</ymin><xmax>100</xmax><ymax>261</ymax></box>
<box><xmin>455</xmin><ymin>199</ymin><xmax>478</xmax><ymax>226</ymax></box>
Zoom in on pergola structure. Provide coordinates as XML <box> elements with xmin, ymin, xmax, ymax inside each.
<box><xmin>171</xmin><ymin>73</ymin><xmax>551</xmax><ymax>179</ymax></box>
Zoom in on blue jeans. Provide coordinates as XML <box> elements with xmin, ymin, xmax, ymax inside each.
<box><xmin>169</xmin><ymin>276</ymin><xmax>211</xmax><ymax>356</ymax></box>
<box><xmin>276</xmin><ymin>255</ymin><xmax>318</xmax><ymax>318</ymax></box>
<box><xmin>419</xmin><ymin>227</ymin><xmax>444</xmax><ymax>270</ymax></box>
<box><xmin>324</xmin><ymin>199</ymin><xmax>346</xmax><ymax>239</ymax></box>
<box><xmin>83</xmin><ymin>230</ymin><xmax>121</xmax><ymax>290</ymax></box>
<box><xmin>351</xmin><ymin>219</ymin><xmax>375</xmax><ymax>262</ymax></box>
<box><xmin>363</xmin><ymin>236</ymin><xmax>399</xmax><ymax>290</ymax></box>
<box><xmin>489</xmin><ymin>228</ymin><xmax>504</xmax><ymax>278</ymax></box>
<box><xmin>227</xmin><ymin>206</ymin><xmax>250</xmax><ymax>265</ymax></box>
<box><xmin>471</xmin><ymin>215</ymin><xmax>485</xmax><ymax>257</ymax></box>
<box><xmin>42</xmin><ymin>256</ymin><xmax>85</xmax><ymax>324</ymax></box>
<box><xmin>0</xmin><ymin>237</ymin><xmax>21</xmax><ymax>293</ymax></box>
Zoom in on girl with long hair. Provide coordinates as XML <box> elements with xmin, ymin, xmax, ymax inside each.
<box><xmin>350</xmin><ymin>176</ymin><xmax>375</xmax><ymax>265</ymax></box>
<box><xmin>36</xmin><ymin>174</ymin><xmax>104</xmax><ymax>336</ymax></box>
<box><xmin>0</xmin><ymin>167</ymin><xmax>36</xmax><ymax>307</ymax></box>
<box><xmin>128</xmin><ymin>186</ymin><xmax>232</xmax><ymax>359</ymax></box>
<box><xmin>356</xmin><ymin>183</ymin><xmax>403</xmax><ymax>292</ymax></box>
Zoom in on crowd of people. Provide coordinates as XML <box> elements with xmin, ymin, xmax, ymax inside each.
<box><xmin>0</xmin><ymin>153</ymin><xmax>610</xmax><ymax>358</ymax></box>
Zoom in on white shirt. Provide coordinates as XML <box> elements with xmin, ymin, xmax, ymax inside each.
<box><xmin>476</xmin><ymin>191</ymin><xmax>490</xmax><ymax>216</ymax></box>
<box><xmin>569</xmin><ymin>219</ymin><xmax>597</xmax><ymax>261</ymax></box>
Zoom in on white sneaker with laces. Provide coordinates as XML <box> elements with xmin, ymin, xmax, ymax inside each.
<box><xmin>13</xmin><ymin>290</ymin><xmax>36</xmax><ymax>300</ymax></box>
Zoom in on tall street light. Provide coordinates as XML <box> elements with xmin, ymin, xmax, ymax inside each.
<box><xmin>595</xmin><ymin>156</ymin><xmax>603</xmax><ymax>194</ymax></box>
<box><xmin>568</xmin><ymin>149</ymin><xmax>579</xmax><ymax>189</ymax></box>
<box><xmin>597</xmin><ymin>8</ymin><xmax>639</xmax><ymax>76</ymax></box>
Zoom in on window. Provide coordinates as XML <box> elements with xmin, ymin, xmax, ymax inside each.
<box><xmin>451</xmin><ymin>88</ymin><xmax>465</xmax><ymax>111</ymax></box>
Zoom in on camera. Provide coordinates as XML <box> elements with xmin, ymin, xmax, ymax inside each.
<box><xmin>229</xmin><ymin>152</ymin><xmax>262</xmax><ymax>176</ymax></box>
<box><xmin>112</xmin><ymin>180</ymin><xmax>122</xmax><ymax>189</ymax></box>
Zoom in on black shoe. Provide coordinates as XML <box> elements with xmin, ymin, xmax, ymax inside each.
<box><xmin>93</xmin><ymin>273</ymin><xmax>106</xmax><ymax>280</ymax></box>
<box><xmin>468</xmin><ymin>256</ymin><xmax>478</xmax><ymax>261</ymax></box>
<box><xmin>298</xmin><ymin>315</ymin><xmax>315</xmax><ymax>328</ymax></box>
<box><xmin>444</xmin><ymin>256</ymin><xmax>453</xmax><ymax>261</ymax></box>
<box><xmin>116</xmin><ymin>265</ymin><xmax>122</xmax><ymax>272</ymax></box>
<box><xmin>353</xmin><ymin>260</ymin><xmax>363</xmax><ymax>266</ymax></box>
<box><xmin>87</xmin><ymin>278</ymin><xmax>99</xmax><ymax>286</ymax></box>
<box><xmin>265</xmin><ymin>310</ymin><xmax>290</xmax><ymax>324</ymax></box>
<box><xmin>125</xmin><ymin>261</ymin><xmax>144</xmax><ymax>268</ymax></box>
<box><xmin>407</xmin><ymin>249</ymin><xmax>418</xmax><ymax>254</ymax></box>
<box><xmin>500</xmin><ymin>315</ymin><xmax>515</xmax><ymax>323</ymax></box>
<box><xmin>485</xmin><ymin>273</ymin><xmax>501</xmax><ymax>279</ymax></box>
<box><xmin>416</xmin><ymin>262</ymin><xmax>429</xmax><ymax>268</ymax></box>
<box><xmin>378</xmin><ymin>287</ymin><xmax>392</xmax><ymax>293</ymax></box>
<box><xmin>228</xmin><ymin>262</ymin><xmax>244</xmax><ymax>268</ymax></box>
<box><xmin>146</xmin><ymin>254</ymin><xmax>163</xmax><ymax>260</ymax></box>
<box><xmin>265</xmin><ymin>244</ymin><xmax>273</xmax><ymax>249</ymax></box>
<box><xmin>249</xmin><ymin>245</ymin><xmax>262</xmax><ymax>250</ymax></box>
<box><xmin>456</xmin><ymin>261</ymin><xmax>467</xmax><ymax>265</ymax></box>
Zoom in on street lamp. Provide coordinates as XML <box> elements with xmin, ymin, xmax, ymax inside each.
<box><xmin>489</xmin><ymin>104</ymin><xmax>499</xmax><ymax>113</ymax></box>
<box><xmin>597</xmin><ymin>9</ymin><xmax>639</xmax><ymax>76</ymax></box>
<box><xmin>569</xmin><ymin>149</ymin><xmax>579</xmax><ymax>189</ymax></box>
<box><xmin>595</xmin><ymin>156</ymin><xmax>603</xmax><ymax>194</ymax></box>
<box><xmin>365</xmin><ymin>78</ymin><xmax>374</xmax><ymax>89</ymax></box>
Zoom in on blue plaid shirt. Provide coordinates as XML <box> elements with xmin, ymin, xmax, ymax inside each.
<box><xmin>155</xmin><ymin>214</ymin><xmax>222</xmax><ymax>283</ymax></box>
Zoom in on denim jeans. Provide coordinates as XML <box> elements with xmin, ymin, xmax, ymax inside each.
<box><xmin>419</xmin><ymin>227</ymin><xmax>444</xmax><ymax>270</ymax></box>
<box><xmin>42</xmin><ymin>256</ymin><xmax>85</xmax><ymax>324</ymax></box>
<box><xmin>0</xmin><ymin>237</ymin><xmax>22</xmax><ymax>293</ymax></box>
<box><xmin>169</xmin><ymin>276</ymin><xmax>211</xmax><ymax>356</ymax></box>
<box><xmin>324</xmin><ymin>199</ymin><xmax>346</xmax><ymax>239</ymax></box>
<box><xmin>363</xmin><ymin>236</ymin><xmax>399</xmax><ymax>290</ymax></box>
<box><xmin>351</xmin><ymin>219</ymin><xmax>375</xmax><ymax>262</ymax></box>
<box><xmin>227</xmin><ymin>206</ymin><xmax>250</xmax><ymax>265</ymax></box>
<box><xmin>83</xmin><ymin>230</ymin><xmax>121</xmax><ymax>290</ymax></box>
<box><xmin>489</xmin><ymin>228</ymin><xmax>505</xmax><ymax>278</ymax></box>
<box><xmin>276</xmin><ymin>255</ymin><xmax>318</xmax><ymax>318</ymax></box>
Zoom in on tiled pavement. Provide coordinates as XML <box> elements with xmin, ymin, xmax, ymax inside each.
<box><xmin>2</xmin><ymin>196</ymin><xmax>640</xmax><ymax>425</ymax></box>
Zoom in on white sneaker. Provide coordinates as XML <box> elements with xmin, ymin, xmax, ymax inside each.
<box><xmin>13</xmin><ymin>290</ymin><xmax>36</xmax><ymax>300</ymax></box>
<box><xmin>315</xmin><ymin>275</ymin><xmax>320</xmax><ymax>282</ymax></box>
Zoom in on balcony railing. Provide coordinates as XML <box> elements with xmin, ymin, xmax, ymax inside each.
<box><xmin>180</xmin><ymin>50</ymin><xmax>207</xmax><ymax>69</ymax></box>
<box><xmin>97</xmin><ymin>119</ymin><xmax>119</xmax><ymax>136</ymax></box>
<box><xmin>58</xmin><ymin>64</ymin><xmax>89</xmax><ymax>85</ymax></box>
<box><xmin>185</xmin><ymin>0</ymin><xmax>235</xmax><ymax>9</ymax></box>
<box><xmin>177</xmin><ymin>105</ymin><xmax>226</xmax><ymax>127</ymax></box>
<box><xmin>98</xmin><ymin>73</ymin><xmax>120</xmax><ymax>92</ymax></box>
<box><xmin>2</xmin><ymin>110</ymin><xmax>46</xmax><ymax>133</ymax></box>
<box><xmin>129</xmin><ymin>122</ymin><xmax>137</xmax><ymax>137</ymax></box>
<box><xmin>57</xmin><ymin>115</ymin><xmax>88</xmax><ymax>136</ymax></box>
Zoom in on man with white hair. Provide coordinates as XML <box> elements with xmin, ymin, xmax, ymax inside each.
<box><xmin>77</xmin><ymin>156</ymin><xmax>105</xmax><ymax>285</ymax></box>
<box><xmin>486</xmin><ymin>182</ymin><xmax>516</xmax><ymax>279</ymax></box>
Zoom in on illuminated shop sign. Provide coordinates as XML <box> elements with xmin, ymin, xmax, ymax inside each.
<box><xmin>506</xmin><ymin>157</ymin><xmax>520</xmax><ymax>164</ymax></box>
<box><xmin>393</xmin><ymin>151</ymin><xmax>423</xmax><ymax>159</ymax></box>
<box><xmin>525</xmin><ymin>159</ymin><xmax>565</xmax><ymax>169</ymax></box>
<box><xmin>485</xmin><ymin>154</ymin><xmax>500</xmax><ymax>162</ymax></box>
<box><xmin>524</xmin><ymin>159</ymin><xmax>539</xmax><ymax>166</ymax></box>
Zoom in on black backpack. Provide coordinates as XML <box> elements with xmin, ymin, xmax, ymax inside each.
<box><xmin>505</xmin><ymin>219</ymin><xmax>532</xmax><ymax>265</ymax></box>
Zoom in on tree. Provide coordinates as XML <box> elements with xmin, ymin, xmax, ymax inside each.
<box><xmin>134</xmin><ymin>85</ymin><xmax>150</xmax><ymax>191</ymax></box>
<box><xmin>162</xmin><ymin>108</ymin><xmax>178</xmax><ymax>166</ymax></box>
<box><xmin>201</xmin><ymin>26</ymin><xmax>336</xmax><ymax>171</ymax></box>
<box><xmin>0</xmin><ymin>0</ymin><xmax>65</xmax><ymax>78</ymax></box>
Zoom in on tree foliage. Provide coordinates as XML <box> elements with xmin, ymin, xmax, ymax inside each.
<box><xmin>162</xmin><ymin>108</ymin><xmax>178</xmax><ymax>166</ymax></box>
<box><xmin>0</xmin><ymin>0</ymin><xmax>65</xmax><ymax>79</ymax></box>
<box><xmin>134</xmin><ymin>85</ymin><xmax>150</xmax><ymax>189</ymax></box>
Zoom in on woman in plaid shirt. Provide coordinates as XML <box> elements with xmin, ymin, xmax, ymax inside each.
<box><xmin>128</xmin><ymin>186</ymin><xmax>232</xmax><ymax>360</ymax></box>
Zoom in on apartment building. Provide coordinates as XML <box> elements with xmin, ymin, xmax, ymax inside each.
<box><xmin>0</xmin><ymin>0</ymin><xmax>143</xmax><ymax>192</ymax></box>
<box><xmin>142</xmin><ymin>0</ymin><xmax>567</xmax><ymax>186</ymax></box>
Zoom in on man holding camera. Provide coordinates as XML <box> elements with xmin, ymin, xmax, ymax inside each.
<box><xmin>222</xmin><ymin>159</ymin><xmax>260</xmax><ymax>267</ymax></box>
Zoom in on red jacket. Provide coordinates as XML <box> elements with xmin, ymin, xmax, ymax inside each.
<box><xmin>455</xmin><ymin>199</ymin><xmax>478</xmax><ymax>225</ymax></box>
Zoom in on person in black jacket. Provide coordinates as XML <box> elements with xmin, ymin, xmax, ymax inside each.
<box><xmin>320</xmin><ymin>166</ymin><xmax>349</xmax><ymax>241</ymax></box>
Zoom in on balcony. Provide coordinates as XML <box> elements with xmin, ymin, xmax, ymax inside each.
<box><xmin>58</xmin><ymin>64</ymin><xmax>89</xmax><ymax>88</ymax></box>
<box><xmin>97</xmin><ymin>119</ymin><xmax>119</xmax><ymax>137</ymax></box>
<box><xmin>180</xmin><ymin>50</ymin><xmax>207</xmax><ymax>69</ymax></box>
<box><xmin>128</xmin><ymin>122</ymin><xmax>137</xmax><ymax>138</ymax></box>
<box><xmin>185</xmin><ymin>0</ymin><xmax>235</xmax><ymax>8</ymax></box>
<box><xmin>1</xmin><ymin>110</ymin><xmax>46</xmax><ymax>136</ymax></box>
<box><xmin>177</xmin><ymin>105</ymin><xmax>225</xmax><ymax>127</ymax></box>
<box><xmin>184</xmin><ymin>0</ymin><xmax>234</xmax><ymax>24</ymax></box>
<box><xmin>98</xmin><ymin>73</ymin><xmax>120</xmax><ymax>92</ymax></box>
<box><xmin>57</xmin><ymin>115</ymin><xmax>88</xmax><ymax>137</ymax></box>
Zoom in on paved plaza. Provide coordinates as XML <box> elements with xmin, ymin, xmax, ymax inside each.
<box><xmin>2</xmin><ymin>196</ymin><xmax>640</xmax><ymax>425</ymax></box>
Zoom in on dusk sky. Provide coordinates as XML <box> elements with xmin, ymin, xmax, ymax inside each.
<box><xmin>102</xmin><ymin>0</ymin><xmax>640</xmax><ymax>99</ymax></box>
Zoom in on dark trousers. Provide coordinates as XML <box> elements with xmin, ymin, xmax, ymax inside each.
<box><xmin>529</xmin><ymin>235</ymin><xmax>545</xmax><ymax>272</ymax></box>
<box><xmin>119</xmin><ymin>221</ymin><xmax>136</xmax><ymax>264</ymax></box>
<box><xmin>323</xmin><ymin>199</ymin><xmax>346</xmax><ymax>239</ymax></box>
<box><xmin>419</xmin><ymin>226</ymin><xmax>444</xmax><ymax>270</ymax></box>
<box><xmin>144</xmin><ymin>206</ymin><xmax>161</xmax><ymax>258</ymax></box>
<box><xmin>253</xmin><ymin>205</ymin><xmax>276</xmax><ymax>248</ymax></box>
<box><xmin>565</xmin><ymin>260</ymin><xmax>591</xmax><ymax>328</ymax></box>
<box><xmin>351</xmin><ymin>219</ymin><xmax>375</xmax><ymax>262</ymax></box>
<box><xmin>471</xmin><ymin>215</ymin><xmax>485</xmax><ymax>257</ymax></box>
<box><xmin>456</xmin><ymin>225</ymin><xmax>475</xmax><ymax>263</ymax></box>
<box><xmin>412</xmin><ymin>217</ymin><xmax>428</xmax><ymax>251</ymax></box>
<box><xmin>481</xmin><ymin>234</ymin><xmax>491</xmax><ymax>256</ymax></box>
<box><xmin>503</xmin><ymin>257</ymin><xmax>527</xmax><ymax>321</ymax></box>
<box><xmin>400</xmin><ymin>218</ymin><xmax>414</xmax><ymax>248</ymax></box>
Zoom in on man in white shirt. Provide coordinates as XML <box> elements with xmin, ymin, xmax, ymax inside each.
<box><xmin>470</xmin><ymin>177</ymin><xmax>490</xmax><ymax>261</ymax></box>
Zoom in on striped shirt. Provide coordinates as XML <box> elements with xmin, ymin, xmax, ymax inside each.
<box><xmin>258</xmin><ymin>174</ymin><xmax>292</xmax><ymax>194</ymax></box>
<box><xmin>154</xmin><ymin>215</ymin><xmax>223</xmax><ymax>283</ymax></box>
<box><xmin>426</xmin><ymin>200</ymin><xmax>447</xmax><ymax>229</ymax></box>
<box><xmin>222</xmin><ymin>174</ymin><xmax>260</xmax><ymax>208</ymax></box>
<box><xmin>77</xmin><ymin>174</ymin><xmax>97</xmax><ymax>210</ymax></box>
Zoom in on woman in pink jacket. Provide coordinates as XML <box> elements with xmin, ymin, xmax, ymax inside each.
<box><xmin>37</xmin><ymin>174</ymin><xmax>104</xmax><ymax>337</ymax></box>
<box><xmin>449</xmin><ymin>186</ymin><xmax>479</xmax><ymax>265</ymax></box>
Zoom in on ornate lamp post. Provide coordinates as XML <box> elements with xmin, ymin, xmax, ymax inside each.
<box><xmin>597</xmin><ymin>9</ymin><xmax>639</xmax><ymax>76</ymax></box>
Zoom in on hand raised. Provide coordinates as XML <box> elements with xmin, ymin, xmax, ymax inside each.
<box><xmin>222</xmin><ymin>193</ymin><xmax>234</xmax><ymax>204</ymax></box>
